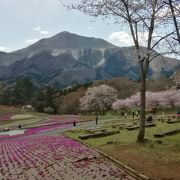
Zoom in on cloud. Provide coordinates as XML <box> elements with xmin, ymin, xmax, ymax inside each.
<box><xmin>109</xmin><ymin>31</ymin><xmax>133</xmax><ymax>46</ymax></box>
<box><xmin>40</xmin><ymin>30</ymin><xmax>49</xmax><ymax>35</ymax></box>
<box><xmin>25</xmin><ymin>38</ymin><xmax>38</xmax><ymax>44</ymax></box>
<box><xmin>0</xmin><ymin>46</ymin><xmax>7</xmax><ymax>51</ymax></box>
<box><xmin>33</xmin><ymin>26</ymin><xmax>49</xmax><ymax>35</ymax></box>
<box><xmin>109</xmin><ymin>31</ymin><xmax>157</xmax><ymax>47</ymax></box>
<box><xmin>0</xmin><ymin>46</ymin><xmax>11</xmax><ymax>52</ymax></box>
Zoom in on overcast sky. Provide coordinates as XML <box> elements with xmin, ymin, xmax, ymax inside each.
<box><xmin>0</xmin><ymin>0</ymin><xmax>135</xmax><ymax>52</ymax></box>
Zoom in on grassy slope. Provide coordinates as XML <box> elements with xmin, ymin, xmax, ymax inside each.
<box><xmin>0</xmin><ymin>106</ymin><xmax>49</xmax><ymax>129</ymax></box>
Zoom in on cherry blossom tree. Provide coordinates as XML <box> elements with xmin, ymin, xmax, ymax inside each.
<box><xmin>112</xmin><ymin>99</ymin><xmax>126</xmax><ymax>110</ymax></box>
<box><xmin>80</xmin><ymin>85</ymin><xmax>117</xmax><ymax>114</ymax></box>
<box><xmin>112</xmin><ymin>92</ymin><xmax>140</xmax><ymax>110</ymax></box>
<box><xmin>159</xmin><ymin>89</ymin><xmax>180</xmax><ymax>107</ymax></box>
<box><xmin>121</xmin><ymin>92</ymin><xmax>140</xmax><ymax>108</ymax></box>
<box><xmin>113</xmin><ymin>89</ymin><xmax>180</xmax><ymax>110</ymax></box>
<box><xmin>146</xmin><ymin>91</ymin><xmax>160</xmax><ymax>108</ymax></box>
<box><xmin>129</xmin><ymin>92</ymin><xmax>140</xmax><ymax>107</ymax></box>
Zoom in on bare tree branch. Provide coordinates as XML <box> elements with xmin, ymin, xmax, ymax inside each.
<box><xmin>164</xmin><ymin>0</ymin><xmax>180</xmax><ymax>44</ymax></box>
<box><xmin>151</xmin><ymin>30</ymin><xmax>177</xmax><ymax>50</ymax></box>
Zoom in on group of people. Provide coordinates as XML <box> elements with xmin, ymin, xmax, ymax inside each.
<box><xmin>151</xmin><ymin>107</ymin><xmax>157</xmax><ymax>117</ymax></box>
<box><xmin>121</xmin><ymin>109</ymin><xmax>157</xmax><ymax>120</ymax></box>
<box><xmin>72</xmin><ymin>115</ymin><xmax>99</xmax><ymax>129</ymax></box>
<box><xmin>121</xmin><ymin>110</ymin><xmax>140</xmax><ymax>119</ymax></box>
<box><xmin>131</xmin><ymin>110</ymin><xmax>140</xmax><ymax>119</ymax></box>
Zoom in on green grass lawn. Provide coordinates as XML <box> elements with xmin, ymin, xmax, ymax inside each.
<box><xmin>64</xmin><ymin>115</ymin><xmax>180</xmax><ymax>180</ymax></box>
<box><xmin>65</xmin><ymin>120</ymin><xmax>180</xmax><ymax>152</ymax></box>
<box><xmin>0</xmin><ymin>116</ymin><xmax>45</xmax><ymax>129</ymax></box>
<box><xmin>0</xmin><ymin>106</ymin><xmax>51</xmax><ymax>129</ymax></box>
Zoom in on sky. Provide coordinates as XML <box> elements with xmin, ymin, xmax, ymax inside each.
<box><xmin>0</xmin><ymin>0</ymin><xmax>134</xmax><ymax>52</ymax></box>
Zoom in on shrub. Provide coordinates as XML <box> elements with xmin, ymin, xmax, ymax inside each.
<box><xmin>44</xmin><ymin>107</ymin><xmax>55</xmax><ymax>114</ymax></box>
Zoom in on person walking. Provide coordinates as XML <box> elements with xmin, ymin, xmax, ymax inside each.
<box><xmin>136</xmin><ymin>110</ymin><xmax>139</xmax><ymax>118</ymax></box>
<box><xmin>152</xmin><ymin>107</ymin><xmax>156</xmax><ymax>118</ymax></box>
<box><xmin>95</xmin><ymin>115</ymin><xmax>98</xmax><ymax>125</ymax></box>
<box><xmin>124</xmin><ymin>113</ymin><xmax>127</xmax><ymax>119</ymax></box>
<box><xmin>73</xmin><ymin>121</ymin><xmax>76</xmax><ymax>128</ymax></box>
<box><xmin>132</xmin><ymin>110</ymin><xmax>135</xmax><ymax>119</ymax></box>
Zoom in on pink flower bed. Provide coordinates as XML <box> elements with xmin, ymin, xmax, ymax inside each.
<box><xmin>0</xmin><ymin>135</ymin><xmax>10</xmax><ymax>138</ymax></box>
<box><xmin>43</xmin><ymin>115</ymin><xmax>80</xmax><ymax>125</ymax></box>
<box><xmin>25</xmin><ymin>124</ymin><xmax>72</xmax><ymax>134</ymax></box>
<box><xmin>0</xmin><ymin>135</ymin><xmax>132</xmax><ymax>179</ymax></box>
<box><xmin>0</xmin><ymin>124</ymin><xmax>72</xmax><ymax>141</ymax></box>
<box><xmin>0</xmin><ymin>114</ymin><xmax>13</xmax><ymax>122</ymax></box>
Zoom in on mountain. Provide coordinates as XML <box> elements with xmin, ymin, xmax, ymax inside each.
<box><xmin>120</xmin><ymin>46</ymin><xmax>180</xmax><ymax>78</ymax></box>
<box><xmin>0</xmin><ymin>31</ymin><xmax>179</xmax><ymax>88</ymax></box>
<box><xmin>0</xmin><ymin>31</ymin><xmax>116</xmax><ymax>67</ymax></box>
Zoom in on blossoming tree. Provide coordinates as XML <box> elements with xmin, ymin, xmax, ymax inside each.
<box><xmin>80</xmin><ymin>85</ymin><xmax>117</xmax><ymax>114</ymax></box>
<box><xmin>113</xmin><ymin>89</ymin><xmax>180</xmax><ymax>110</ymax></box>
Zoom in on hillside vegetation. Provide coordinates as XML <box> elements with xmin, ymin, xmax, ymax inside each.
<box><xmin>0</xmin><ymin>76</ymin><xmax>175</xmax><ymax>114</ymax></box>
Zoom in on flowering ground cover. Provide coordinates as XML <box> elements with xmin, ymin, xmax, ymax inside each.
<box><xmin>0</xmin><ymin>135</ymin><xmax>10</xmax><ymax>139</ymax></box>
<box><xmin>0</xmin><ymin>135</ymin><xmax>135</xmax><ymax>180</ymax></box>
<box><xmin>42</xmin><ymin>115</ymin><xmax>80</xmax><ymax>126</ymax></box>
<box><xmin>0</xmin><ymin>124</ymin><xmax>72</xmax><ymax>141</ymax></box>
<box><xmin>25</xmin><ymin>124</ymin><xmax>72</xmax><ymax>135</ymax></box>
<box><xmin>0</xmin><ymin>114</ymin><xmax>13</xmax><ymax>123</ymax></box>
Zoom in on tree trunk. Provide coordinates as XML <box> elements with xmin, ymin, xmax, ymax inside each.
<box><xmin>137</xmin><ymin>72</ymin><xmax>147</xmax><ymax>143</ymax></box>
<box><xmin>168</xmin><ymin>0</ymin><xmax>180</xmax><ymax>44</ymax></box>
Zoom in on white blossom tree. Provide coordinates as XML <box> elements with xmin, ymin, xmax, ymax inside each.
<box><xmin>146</xmin><ymin>91</ymin><xmax>160</xmax><ymax>108</ymax></box>
<box><xmin>63</xmin><ymin>0</ymin><xmax>180</xmax><ymax>142</ymax></box>
<box><xmin>112</xmin><ymin>99</ymin><xmax>126</xmax><ymax>110</ymax></box>
<box><xmin>159</xmin><ymin>89</ymin><xmax>180</xmax><ymax>107</ymax></box>
<box><xmin>112</xmin><ymin>92</ymin><xmax>140</xmax><ymax>110</ymax></box>
<box><xmin>113</xmin><ymin>89</ymin><xmax>180</xmax><ymax>110</ymax></box>
<box><xmin>80</xmin><ymin>85</ymin><xmax>117</xmax><ymax>114</ymax></box>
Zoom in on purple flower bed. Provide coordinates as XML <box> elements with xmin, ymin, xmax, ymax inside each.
<box><xmin>0</xmin><ymin>124</ymin><xmax>72</xmax><ymax>141</ymax></box>
<box><xmin>25</xmin><ymin>124</ymin><xmax>72</xmax><ymax>134</ymax></box>
<box><xmin>0</xmin><ymin>114</ymin><xmax>13</xmax><ymax>122</ymax></box>
<box><xmin>42</xmin><ymin>115</ymin><xmax>80</xmax><ymax>125</ymax></box>
<box><xmin>0</xmin><ymin>135</ymin><xmax>132</xmax><ymax>179</ymax></box>
<box><xmin>0</xmin><ymin>135</ymin><xmax>10</xmax><ymax>138</ymax></box>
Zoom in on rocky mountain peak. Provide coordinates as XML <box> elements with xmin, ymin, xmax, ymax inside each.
<box><xmin>45</xmin><ymin>31</ymin><xmax>116</xmax><ymax>49</ymax></box>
